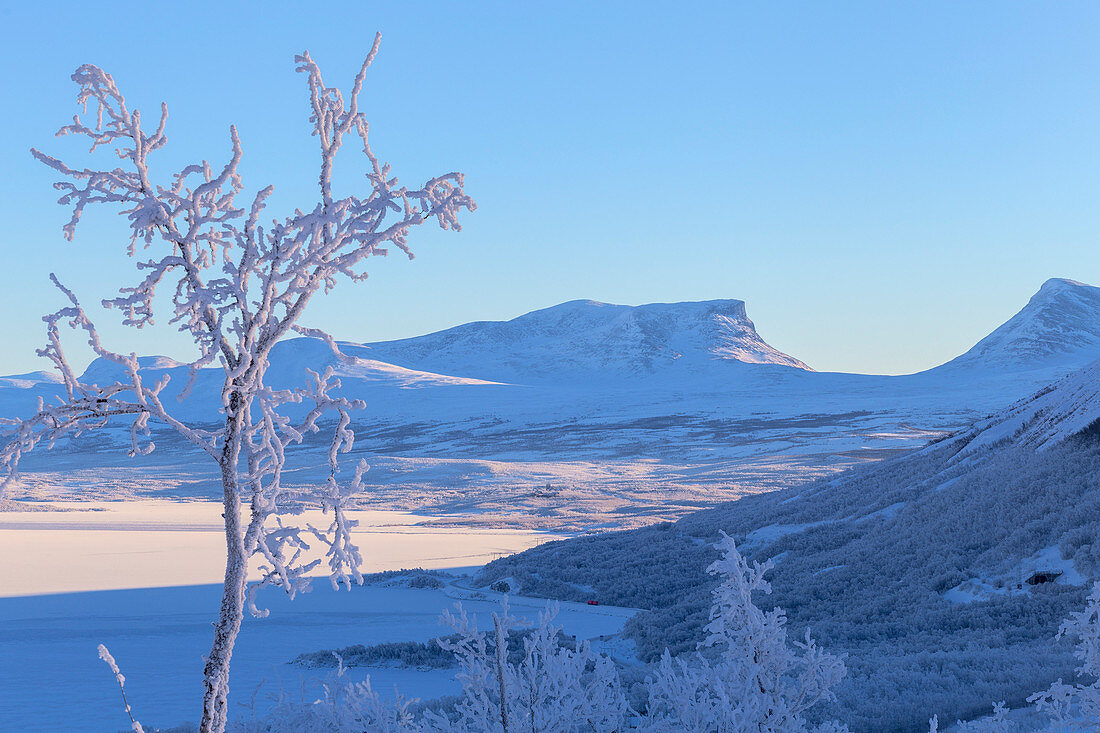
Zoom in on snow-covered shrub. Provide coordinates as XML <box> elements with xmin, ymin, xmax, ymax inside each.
<box><xmin>409</xmin><ymin>575</ymin><xmax>446</xmax><ymax>590</ymax></box>
<box><xmin>294</xmin><ymin>639</ymin><xmax>456</xmax><ymax>670</ymax></box>
<box><xmin>422</xmin><ymin>601</ymin><xmax>632</xmax><ymax>732</ymax></box>
<box><xmin>640</xmin><ymin>532</ymin><xmax>848</xmax><ymax>732</ymax></box>
<box><xmin>1028</xmin><ymin>581</ymin><xmax>1100</xmax><ymax>730</ymax></box>
<box><xmin>295</xmin><ymin>627</ymin><xmax>580</xmax><ymax>673</ymax></box>
<box><xmin>235</xmin><ymin>657</ymin><xmax>418</xmax><ymax>733</ymax></box>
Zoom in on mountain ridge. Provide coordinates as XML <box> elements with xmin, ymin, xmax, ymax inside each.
<box><xmin>5</xmin><ymin>278</ymin><xmax>1100</xmax><ymax>410</ymax></box>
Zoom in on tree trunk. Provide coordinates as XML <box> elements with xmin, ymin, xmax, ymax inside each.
<box><xmin>200</xmin><ymin>411</ymin><xmax>246</xmax><ymax>733</ymax></box>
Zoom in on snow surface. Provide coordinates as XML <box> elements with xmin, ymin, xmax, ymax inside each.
<box><xmin>0</xmin><ymin>577</ymin><xmax>636</xmax><ymax>732</ymax></box>
<box><xmin>944</xmin><ymin>546</ymin><xmax>1088</xmax><ymax>605</ymax></box>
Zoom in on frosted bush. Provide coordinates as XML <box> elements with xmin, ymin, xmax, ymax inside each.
<box><xmin>640</xmin><ymin>531</ymin><xmax>848</xmax><ymax>732</ymax></box>
<box><xmin>1028</xmin><ymin>581</ymin><xmax>1100</xmax><ymax>730</ymax></box>
<box><xmin>422</xmin><ymin>600</ymin><xmax>633</xmax><ymax>732</ymax></box>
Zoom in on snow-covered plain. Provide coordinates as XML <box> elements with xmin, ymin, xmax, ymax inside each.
<box><xmin>0</xmin><ymin>501</ymin><xmax>574</xmax><ymax>730</ymax></box>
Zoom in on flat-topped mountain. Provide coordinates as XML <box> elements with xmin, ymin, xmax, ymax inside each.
<box><xmin>356</xmin><ymin>298</ymin><xmax>811</xmax><ymax>384</ymax></box>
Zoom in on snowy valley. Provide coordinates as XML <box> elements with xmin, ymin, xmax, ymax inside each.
<box><xmin>6</xmin><ymin>278</ymin><xmax>1099</xmax><ymax>533</ymax></box>
<box><xmin>5</xmin><ymin>278</ymin><xmax>1100</xmax><ymax>730</ymax></box>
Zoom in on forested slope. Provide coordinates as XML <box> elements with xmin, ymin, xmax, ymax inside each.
<box><xmin>478</xmin><ymin>408</ymin><xmax>1100</xmax><ymax>729</ymax></box>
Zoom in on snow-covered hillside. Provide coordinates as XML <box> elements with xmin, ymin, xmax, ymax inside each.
<box><xmin>958</xmin><ymin>356</ymin><xmax>1100</xmax><ymax>455</ymax></box>
<box><xmin>478</xmin><ymin>357</ymin><xmax>1100</xmax><ymax>730</ymax></box>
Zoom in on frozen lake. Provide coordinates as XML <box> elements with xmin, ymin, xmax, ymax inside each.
<box><xmin>0</xmin><ymin>500</ymin><xmax>633</xmax><ymax>731</ymax></box>
<box><xmin>0</xmin><ymin>578</ymin><xmax>637</xmax><ymax>731</ymax></box>
<box><xmin>0</xmin><ymin>499</ymin><xmax>554</xmax><ymax>597</ymax></box>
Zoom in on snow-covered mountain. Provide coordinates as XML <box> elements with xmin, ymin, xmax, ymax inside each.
<box><xmin>10</xmin><ymin>278</ymin><xmax>1100</xmax><ymax>408</ymax></box>
<box><xmin>6</xmin><ymin>279</ymin><xmax>1100</xmax><ymax>529</ymax></box>
<box><xmin>930</xmin><ymin>278</ymin><xmax>1100</xmax><ymax>374</ymax></box>
<box><xmin>355</xmin><ymin>298</ymin><xmax>811</xmax><ymax>384</ymax></box>
<box><xmin>0</xmin><ymin>371</ymin><xmax>62</xmax><ymax>390</ymax></box>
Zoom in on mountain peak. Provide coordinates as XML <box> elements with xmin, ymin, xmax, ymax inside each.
<box><xmin>935</xmin><ymin>277</ymin><xmax>1100</xmax><ymax>373</ymax></box>
<box><xmin>1038</xmin><ymin>277</ymin><xmax>1089</xmax><ymax>291</ymax></box>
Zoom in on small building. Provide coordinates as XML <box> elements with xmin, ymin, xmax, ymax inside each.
<box><xmin>1025</xmin><ymin>569</ymin><xmax>1063</xmax><ymax>586</ymax></box>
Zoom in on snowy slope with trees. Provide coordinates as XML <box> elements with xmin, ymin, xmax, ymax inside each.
<box><xmin>956</xmin><ymin>356</ymin><xmax>1100</xmax><ymax>454</ymax></box>
<box><xmin>476</xmin><ymin>355</ymin><xmax>1100</xmax><ymax>730</ymax></box>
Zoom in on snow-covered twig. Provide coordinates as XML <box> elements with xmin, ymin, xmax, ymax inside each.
<box><xmin>97</xmin><ymin>644</ymin><xmax>145</xmax><ymax>733</ymax></box>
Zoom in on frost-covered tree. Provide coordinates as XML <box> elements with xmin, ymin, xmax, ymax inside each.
<box><xmin>641</xmin><ymin>532</ymin><xmax>848</xmax><ymax>732</ymax></box>
<box><xmin>237</xmin><ymin>538</ymin><xmax>853</xmax><ymax>731</ymax></box>
<box><xmin>241</xmin><ymin>600</ymin><xmax>633</xmax><ymax>732</ymax></box>
<box><xmin>0</xmin><ymin>34</ymin><xmax>473</xmax><ymax>733</ymax></box>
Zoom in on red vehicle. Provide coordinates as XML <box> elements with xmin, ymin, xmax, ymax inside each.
<box><xmin>587</xmin><ymin>600</ymin><xmax>599</xmax><ymax>606</ymax></box>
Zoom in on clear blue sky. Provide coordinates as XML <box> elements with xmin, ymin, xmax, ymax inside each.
<box><xmin>1</xmin><ymin>2</ymin><xmax>1097</xmax><ymax>376</ymax></box>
